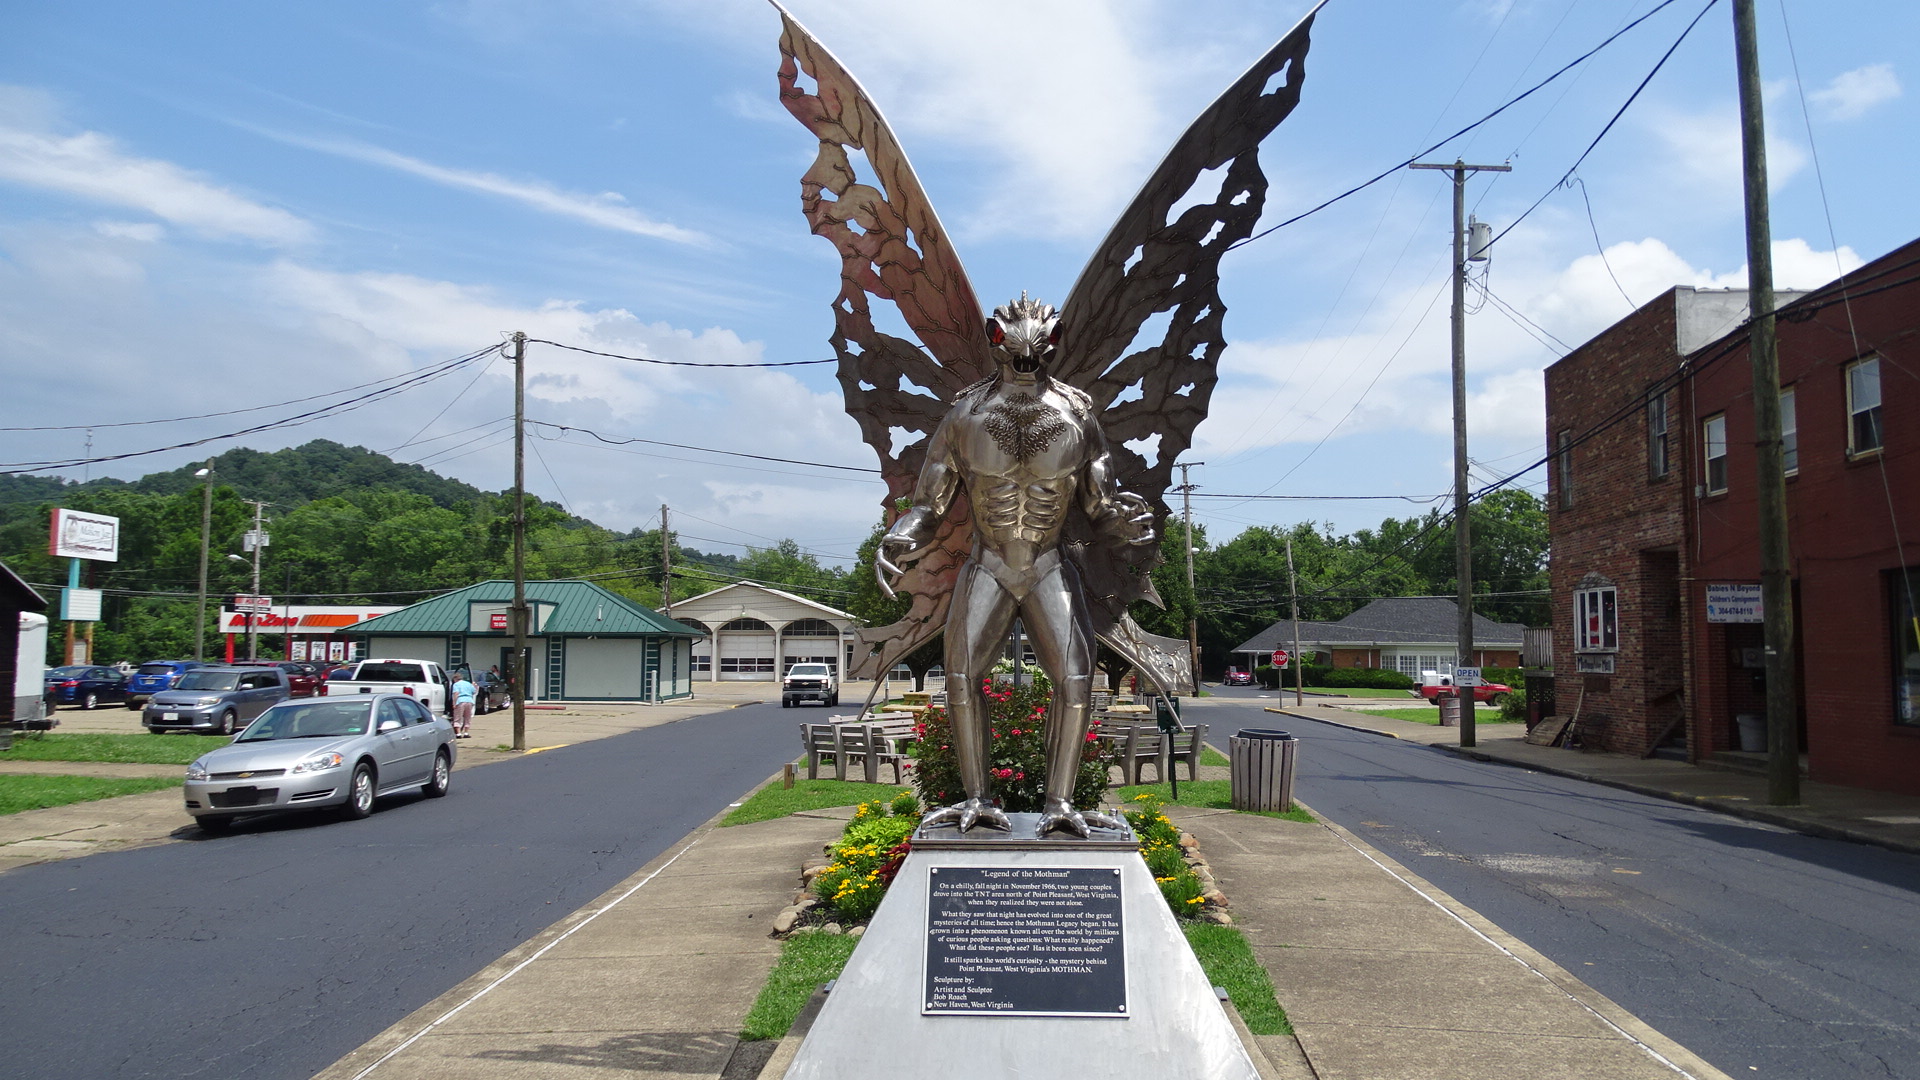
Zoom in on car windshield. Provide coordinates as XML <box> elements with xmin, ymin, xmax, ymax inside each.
<box><xmin>47</xmin><ymin>666</ymin><xmax>90</xmax><ymax>678</ymax></box>
<box><xmin>790</xmin><ymin>665</ymin><xmax>829</xmax><ymax>676</ymax></box>
<box><xmin>175</xmin><ymin>671</ymin><xmax>241</xmax><ymax>691</ymax></box>
<box><xmin>238</xmin><ymin>700</ymin><xmax>374</xmax><ymax>741</ymax></box>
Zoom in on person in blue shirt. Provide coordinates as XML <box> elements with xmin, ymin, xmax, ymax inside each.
<box><xmin>451</xmin><ymin>673</ymin><xmax>477</xmax><ymax>738</ymax></box>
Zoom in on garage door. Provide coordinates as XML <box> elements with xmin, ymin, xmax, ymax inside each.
<box><xmin>565</xmin><ymin>639</ymin><xmax>642</xmax><ymax>699</ymax></box>
<box><xmin>718</xmin><ymin>632</ymin><xmax>774</xmax><ymax>681</ymax></box>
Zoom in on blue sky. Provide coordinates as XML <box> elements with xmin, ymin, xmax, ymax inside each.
<box><xmin>1</xmin><ymin>0</ymin><xmax>1912</xmax><ymax>568</ymax></box>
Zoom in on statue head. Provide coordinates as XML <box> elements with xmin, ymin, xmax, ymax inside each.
<box><xmin>985</xmin><ymin>293</ymin><xmax>1059</xmax><ymax>383</ymax></box>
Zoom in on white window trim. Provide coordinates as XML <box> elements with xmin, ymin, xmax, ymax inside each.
<box><xmin>1847</xmin><ymin>356</ymin><xmax>1883</xmax><ymax>457</ymax></box>
<box><xmin>1703</xmin><ymin>413</ymin><xmax>1728</xmax><ymax>495</ymax></box>
<box><xmin>1575</xmin><ymin>585</ymin><xmax>1619</xmax><ymax>653</ymax></box>
<box><xmin>1780</xmin><ymin>387</ymin><xmax>1798</xmax><ymax>475</ymax></box>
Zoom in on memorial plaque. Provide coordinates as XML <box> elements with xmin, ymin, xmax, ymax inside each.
<box><xmin>922</xmin><ymin>865</ymin><xmax>1126</xmax><ymax>1017</ymax></box>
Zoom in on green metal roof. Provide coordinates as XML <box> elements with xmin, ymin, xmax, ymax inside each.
<box><xmin>351</xmin><ymin>580</ymin><xmax>702</xmax><ymax>638</ymax></box>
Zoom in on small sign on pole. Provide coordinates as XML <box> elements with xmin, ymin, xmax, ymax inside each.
<box><xmin>233</xmin><ymin>594</ymin><xmax>273</xmax><ymax>613</ymax></box>
<box><xmin>1454</xmin><ymin>666</ymin><xmax>1482</xmax><ymax>687</ymax></box>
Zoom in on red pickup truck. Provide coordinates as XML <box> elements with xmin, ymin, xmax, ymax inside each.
<box><xmin>1414</xmin><ymin>677</ymin><xmax>1514</xmax><ymax>706</ymax></box>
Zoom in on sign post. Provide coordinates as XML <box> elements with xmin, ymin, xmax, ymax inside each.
<box><xmin>49</xmin><ymin>509</ymin><xmax>119</xmax><ymax>664</ymax></box>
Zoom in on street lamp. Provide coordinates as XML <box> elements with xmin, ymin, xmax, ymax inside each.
<box><xmin>226</xmin><ymin>549</ymin><xmax>261</xmax><ymax>660</ymax></box>
<box><xmin>193</xmin><ymin>462</ymin><xmax>214</xmax><ymax>661</ymax></box>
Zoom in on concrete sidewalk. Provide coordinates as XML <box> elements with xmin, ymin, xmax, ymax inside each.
<box><xmin>310</xmin><ymin>771</ymin><xmax>1739</xmax><ymax>1080</ymax></box>
<box><xmin>1260</xmin><ymin>700</ymin><xmax>1920</xmax><ymax>856</ymax></box>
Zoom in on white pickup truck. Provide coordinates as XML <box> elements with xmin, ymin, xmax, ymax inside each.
<box><xmin>328</xmin><ymin>658</ymin><xmax>452</xmax><ymax>715</ymax></box>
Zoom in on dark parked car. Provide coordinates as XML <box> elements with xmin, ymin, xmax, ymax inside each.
<box><xmin>471</xmin><ymin>670</ymin><xmax>510</xmax><ymax>714</ymax></box>
<box><xmin>233</xmin><ymin>660</ymin><xmax>321</xmax><ymax>698</ymax></box>
<box><xmin>125</xmin><ymin>660</ymin><xmax>203</xmax><ymax>709</ymax></box>
<box><xmin>144</xmin><ymin>665</ymin><xmax>291</xmax><ymax>735</ymax></box>
<box><xmin>45</xmin><ymin>665</ymin><xmax>129</xmax><ymax>710</ymax></box>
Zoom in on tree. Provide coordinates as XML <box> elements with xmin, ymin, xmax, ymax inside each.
<box><xmin>845</xmin><ymin>524</ymin><xmax>942</xmax><ymax>690</ymax></box>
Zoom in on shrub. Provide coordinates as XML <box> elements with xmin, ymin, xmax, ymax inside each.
<box><xmin>910</xmin><ymin>680</ymin><xmax>1114</xmax><ymax>813</ymax></box>
<box><xmin>888</xmin><ymin>790</ymin><xmax>920</xmax><ymax>818</ymax></box>
<box><xmin>1254</xmin><ymin>665</ymin><xmax>1281</xmax><ymax>689</ymax></box>
<box><xmin>1124</xmin><ymin>793</ymin><xmax>1207</xmax><ymax>919</ymax></box>
<box><xmin>1499</xmin><ymin>687</ymin><xmax>1528</xmax><ymax>722</ymax></box>
<box><xmin>1320</xmin><ymin>667</ymin><xmax>1415</xmax><ymax>690</ymax></box>
<box><xmin>1482</xmin><ymin>666</ymin><xmax>1524</xmax><ymax>687</ymax></box>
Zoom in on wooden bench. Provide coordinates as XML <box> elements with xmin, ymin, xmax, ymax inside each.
<box><xmin>1094</xmin><ymin>721</ymin><xmax>1210</xmax><ymax>786</ymax></box>
<box><xmin>801</xmin><ymin>721</ymin><xmax>909</xmax><ymax>784</ymax></box>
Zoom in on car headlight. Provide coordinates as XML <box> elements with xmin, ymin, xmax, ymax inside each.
<box><xmin>186</xmin><ymin>760</ymin><xmax>209</xmax><ymax>781</ymax></box>
<box><xmin>198</xmin><ymin>696</ymin><xmax>223</xmax><ymax>707</ymax></box>
<box><xmin>290</xmin><ymin>751</ymin><xmax>345</xmax><ymax>775</ymax></box>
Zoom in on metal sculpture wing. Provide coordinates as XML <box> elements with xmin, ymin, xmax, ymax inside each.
<box><xmin>774</xmin><ymin>2</ymin><xmax>1322</xmax><ymax>682</ymax></box>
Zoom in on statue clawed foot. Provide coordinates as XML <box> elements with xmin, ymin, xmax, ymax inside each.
<box><xmin>1035</xmin><ymin>797</ymin><xmax>1126</xmax><ymax>839</ymax></box>
<box><xmin>921</xmin><ymin>797</ymin><xmax>1012</xmax><ymax>834</ymax></box>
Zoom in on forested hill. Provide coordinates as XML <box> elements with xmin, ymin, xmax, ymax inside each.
<box><xmin>0</xmin><ymin>440</ymin><xmax>493</xmax><ymax>509</ymax></box>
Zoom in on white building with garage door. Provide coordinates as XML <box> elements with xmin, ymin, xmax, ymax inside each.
<box><xmin>670</xmin><ymin>583</ymin><xmax>858</xmax><ymax>683</ymax></box>
<box><xmin>348</xmin><ymin>579</ymin><xmax>703</xmax><ymax>702</ymax></box>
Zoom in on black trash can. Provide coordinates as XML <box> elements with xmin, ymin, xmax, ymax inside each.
<box><xmin>1229</xmin><ymin>728</ymin><xmax>1297</xmax><ymax>813</ymax></box>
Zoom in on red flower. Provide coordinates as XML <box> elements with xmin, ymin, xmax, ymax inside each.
<box><xmin>1015</xmin><ymin>771</ymin><xmax>1025</xmax><ymax>781</ymax></box>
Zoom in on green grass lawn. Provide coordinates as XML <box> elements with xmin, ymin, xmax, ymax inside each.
<box><xmin>1113</xmin><ymin>778</ymin><xmax>1314</xmax><ymax>823</ymax></box>
<box><xmin>739</xmin><ymin>929</ymin><xmax>861</xmax><ymax>1041</ymax></box>
<box><xmin>1</xmin><ymin>732</ymin><xmax>214</xmax><ymax>765</ymax></box>
<box><xmin>0</xmin><ymin>774</ymin><xmax>181</xmax><ymax>816</ymax></box>
<box><xmin>1293</xmin><ymin>686</ymin><xmax>1420</xmax><ymax>699</ymax></box>
<box><xmin>1339</xmin><ymin>706</ymin><xmax>1520</xmax><ymax>725</ymax></box>
<box><xmin>1184</xmin><ymin>922</ymin><xmax>1291</xmax><ymax>1035</ymax></box>
<box><xmin>722</xmin><ymin>775</ymin><xmax>915</xmax><ymax>826</ymax></box>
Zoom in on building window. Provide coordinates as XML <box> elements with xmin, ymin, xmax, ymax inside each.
<box><xmin>1780</xmin><ymin>387</ymin><xmax>1798</xmax><ymax>474</ymax></box>
<box><xmin>1703</xmin><ymin>414</ymin><xmax>1728</xmax><ymax>495</ymax></box>
<box><xmin>719</xmin><ymin>656</ymin><xmax>775</xmax><ymax>673</ymax></box>
<box><xmin>1848</xmin><ymin>356</ymin><xmax>1883</xmax><ymax>456</ymax></box>
<box><xmin>719</xmin><ymin>617</ymin><xmax>772</xmax><ymax>632</ymax></box>
<box><xmin>1556</xmin><ymin>429</ymin><xmax>1574</xmax><ymax>509</ymax></box>
<box><xmin>1895</xmin><ymin>571</ymin><xmax>1920</xmax><ymax>727</ymax></box>
<box><xmin>1648</xmin><ymin>392</ymin><xmax>1670</xmax><ymax>479</ymax></box>
<box><xmin>692</xmin><ymin>654</ymin><xmax>711</xmax><ymax>672</ymax></box>
<box><xmin>1575</xmin><ymin>584</ymin><xmax>1618</xmax><ymax>652</ymax></box>
<box><xmin>784</xmin><ymin>618</ymin><xmax>840</xmax><ymax>637</ymax></box>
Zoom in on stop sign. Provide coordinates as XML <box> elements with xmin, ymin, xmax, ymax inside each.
<box><xmin>1270</xmin><ymin>649</ymin><xmax>1290</xmax><ymax>667</ymax></box>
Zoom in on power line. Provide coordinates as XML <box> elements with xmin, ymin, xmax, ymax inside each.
<box><xmin>525</xmin><ymin>419</ymin><xmax>880</xmax><ymax>475</ymax></box>
<box><xmin>1229</xmin><ymin>0</ymin><xmax>1687</xmax><ymax>251</ymax></box>
<box><xmin>526</xmin><ymin>339</ymin><xmax>836</xmax><ymax>368</ymax></box>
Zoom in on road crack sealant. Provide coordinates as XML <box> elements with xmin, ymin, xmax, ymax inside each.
<box><xmin>343</xmin><ymin>829</ymin><xmax>709</xmax><ymax>1080</ymax></box>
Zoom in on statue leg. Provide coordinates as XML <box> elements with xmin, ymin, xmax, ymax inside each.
<box><xmin>1020</xmin><ymin>560</ymin><xmax>1124</xmax><ymax>838</ymax></box>
<box><xmin>921</xmin><ymin>562</ymin><xmax>1016</xmax><ymax>833</ymax></box>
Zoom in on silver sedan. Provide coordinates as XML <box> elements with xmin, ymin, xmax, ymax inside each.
<box><xmin>184</xmin><ymin>693</ymin><xmax>455</xmax><ymax>832</ymax></box>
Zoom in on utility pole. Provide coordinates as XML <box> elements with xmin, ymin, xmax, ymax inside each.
<box><xmin>1411</xmin><ymin>157</ymin><xmax>1509</xmax><ymax>749</ymax></box>
<box><xmin>1286</xmin><ymin>535</ymin><xmax>1303</xmax><ymax>707</ymax></box>
<box><xmin>660</xmin><ymin>504</ymin><xmax>673</xmax><ymax>613</ymax></box>
<box><xmin>1176</xmin><ymin>462</ymin><xmax>1204</xmax><ymax>696</ymax></box>
<box><xmin>1733</xmin><ymin>0</ymin><xmax>1798</xmax><ymax>805</ymax></box>
<box><xmin>194</xmin><ymin>460</ymin><xmax>215</xmax><ymax>662</ymax></box>
<box><xmin>243</xmin><ymin>500</ymin><xmax>268</xmax><ymax>660</ymax></box>
<box><xmin>511</xmin><ymin>331</ymin><xmax>529</xmax><ymax>752</ymax></box>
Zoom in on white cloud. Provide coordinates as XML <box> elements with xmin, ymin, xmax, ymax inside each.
<box><xmin>1644</xmin><ymin>103</ymin><xmax>1806</xmax><ymax>203</ymax></box>
<box><xmin>92</xmin><ymin>220</ymin><xmax>165</xmax><ymax>243</ymax></box>
<box><xmin>0</xmin><ymin>87</ymin><xmax>314</xmax><ymax>244</ymax></box>
<box><xmin>258</xmin><ymin>131</ymin><xmax>707</xmax><ymax>245</ymax></box>
<box><xmin>1810</xmin><ymin>63</ymin><xmax>1901</xmax><ymax>121</ymax></box>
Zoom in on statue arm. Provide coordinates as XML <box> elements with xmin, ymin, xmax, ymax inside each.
<box><xmin>1079</xmin><ymin>423</ymin><xmax>1156</xmax><ymax>546</ymax></box>
<box><xmin>876</xmin><ymin>416</ymin><xmax>962</xmax><ymax>596</ymax></box>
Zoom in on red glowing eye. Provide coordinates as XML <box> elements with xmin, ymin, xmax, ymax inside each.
<box><xmin>1047</xmin><ymin>325</ymin><xmax>1062</xmax><ymax>346</ymax></box>
<box><xmin>986</xmin><ymin>320</ymin><xmax>1005</xmax><ymax>345</ymax></box>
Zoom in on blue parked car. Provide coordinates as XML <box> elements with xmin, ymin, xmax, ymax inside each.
<box><xmin>44</xmin><ymin>665</ymin><xmax>130</xmax><ymax>710</ymax></box>
<box><xmin>125</xmin><ymin>660</ymin><xmax>203</xmax><ymax>710</ymax></box>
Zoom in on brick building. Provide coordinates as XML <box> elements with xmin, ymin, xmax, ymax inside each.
<box><xmin>1231</xmin><ymin>597</ymin><xmax>1524</xmax><ymax>677</ymax></box>
<box><xmin>1545</xmin><ymin>238</ymin><xmax>1920</xmax><ymax>795</ymax></box>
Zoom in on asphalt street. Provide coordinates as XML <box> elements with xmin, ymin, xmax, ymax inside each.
<box><xmin>1206</xmin><ymin>690</ymin><xmax>1920</xmax><ymax>1080</ymax></box>
<box><xmin>0</xmin><ymin>700</ymin><xmax>801</xmax><ymax>1080</ymax></box>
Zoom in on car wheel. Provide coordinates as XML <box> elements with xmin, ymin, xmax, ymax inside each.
<box><xmin>83</xmin><ymin>692</ymin><xmax>99</xmax><ymax>710</ymax></box>
<box><xmin>198</xmin><ymin>814</ymin><xmax>235</xmax><ymax>834</ymax></box>
<box><xmin>212</xmin><ymin>710</ymin><xmax>235</xmax><ymax>737</ymax></box>
<box><xmin>423</xmin><ymin>750</ymin><xmax>452</xmax><ymax>798</ymax></box>
<box><xmin>126</xmin><ymin>700</ymin><xmax>141</xmax><ymax>710</ymax></box>
<box><xmin>345</xmin><ymin>762</ymin><xmax>376</xmax><ymax>819</ymax></box>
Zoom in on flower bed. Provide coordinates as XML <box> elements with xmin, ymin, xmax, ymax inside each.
<box><xmin>907</xmin><ymin>678</ymin><xmax>1116</xmax><ymax>813</ymax></box>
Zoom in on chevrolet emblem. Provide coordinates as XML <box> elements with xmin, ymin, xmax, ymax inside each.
<box><xmin>237</xmin><ymin>772</ymin><xmax>253</xmax><ymax>779</ymax></box>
